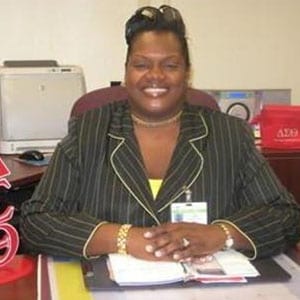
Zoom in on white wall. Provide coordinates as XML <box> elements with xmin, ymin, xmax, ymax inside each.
<box><xmin>0</xmin><ymin>0</ymin><xmax>136</xmax><ymax>91</ymax></box>
<box><xmin>174</xmin><ymin>0</ymin><xmax>300</xmax><ymax>103</ymax></box>
<box><xmin>0</xmin><ymin>0</ymin><xmax>299</xmax><ymax>104</ymax></box>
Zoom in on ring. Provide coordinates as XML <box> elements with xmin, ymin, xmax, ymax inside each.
<box><xmin>182</xmin><ymin>237</ymin><xmax>190</xmax><ymax>248</ymax></box>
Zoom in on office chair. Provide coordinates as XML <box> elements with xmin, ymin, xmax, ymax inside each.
<box><xmin>70</xmin><ymin>85</ymin><xmax>219</xmax><ymax>117</ymax></box>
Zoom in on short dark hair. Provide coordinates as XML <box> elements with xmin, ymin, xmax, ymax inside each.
<box><xmin>125</xmin><ymin>5</ymin><xmax>191</xmax><ymax>69</ymax></box>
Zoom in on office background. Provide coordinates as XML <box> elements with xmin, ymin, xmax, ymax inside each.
<box><xmin>0</xmin><ymin>0</ymin><xmax>299</xmax><ymax>104</ymax></box>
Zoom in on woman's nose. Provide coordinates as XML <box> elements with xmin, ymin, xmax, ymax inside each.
<box><xmin>146</xmin><ymin>65</ymin><xmax>165</xmax><ymax>80</ymax></box>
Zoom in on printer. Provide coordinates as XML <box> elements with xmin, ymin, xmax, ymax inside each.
<box><xmin>0</xmin><ymin>63</ymin><xmax>86</xmax><ymax>154</ymax></box>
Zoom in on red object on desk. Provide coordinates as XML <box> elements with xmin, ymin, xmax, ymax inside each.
<box><xmin>252</xmin><ymin>105</ymin><xmax>300</xmax><ymax>149</ymax></box>
<box><xmin>0</xmin><ymin>157</ymin><xmax>19</xmax><ymax>270</ymax></box>
<box><xmin>0</xmin><ymin>156</ymin><xmax>29</xmax><ymax>284</ymax></box>
<box><xmin>0</xmin><ymin>206</ymin><xmax>20</xmax><ymax>268</ymax></box>
<box><xmin>0</xmin><ymin>157</ymin><xmax>11</xmax><ymax>189</ymax></box>
<box><xmin>0</xmin><ymin>256</ymin><xmax>35</xmax><ymax>284</ymax></box>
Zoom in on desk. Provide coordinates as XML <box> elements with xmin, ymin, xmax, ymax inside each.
<box><xmin>0</xmin><ymin>154</ymin><xmax>47</xmax><ymax>212</ymax></box>
<box><xmin>0</xmin><ymin>253</ymin><xmax>299</xmax><ymax>300</ymax></box>
<box><xmin>0</xmin><ymin>256</ymin><xmax>37</xmax><ymax>300</ymax></box>
<box><xmin>262</xmin><ymin>148</ymin><xmax>300</xmax><ymax>203</ymax></box>
<box><xmin>1</xmin><ymin>155</ymin><xmax>47</xmax><ymax>188</ymax></box>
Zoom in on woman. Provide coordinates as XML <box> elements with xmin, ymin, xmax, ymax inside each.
<box><xmin>20</xmin><ymin>5</ymin><xmax>300</xmax><ymax>262</ymax></box>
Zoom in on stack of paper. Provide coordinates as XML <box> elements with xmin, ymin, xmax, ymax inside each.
<box><xmin>108</xmin><ymin>249</ymin><xmax>260</xmax><ymax>286</ymax></box>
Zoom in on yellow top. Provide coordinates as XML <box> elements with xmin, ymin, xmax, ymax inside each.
<box><xmin>149</xmin><ymin>179</ymin><xmax>163</xmax><ymax>199</ymax></box>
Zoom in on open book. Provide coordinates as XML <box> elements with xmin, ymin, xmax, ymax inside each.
<box><xmin>107</xmin><ymin>249</ymin><xmax>260</xmax><ymax>286</ymax></box>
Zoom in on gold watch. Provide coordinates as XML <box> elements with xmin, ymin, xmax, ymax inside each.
<box><xmin>216</xmin><ymin>223</ymin><xmax>234</xmax><ymax>250</ymax></box>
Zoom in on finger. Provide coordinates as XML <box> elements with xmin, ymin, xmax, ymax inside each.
<box><xmin>144</xmin><ymin>234</ymin><xmax>171</xmax><ymax>254</ymax></box>
<box><xmin>192</xmin><ymin>255</ymin><xmax>214</xmax><ymax>264</ymax></box>
<box><xmin>153</xmin><ymin>236</ymin><xmax>190</xmax><ymax>259</ymax></box>
<box><xmin>172</xmin><ymin>247</ymin><xmax>192</xmax><ymax>261</ymax></box>
<box><xmin>143</xmin><ymin>226</ymin><xmax>168</xmax><ymax>239</ymax></box>
<box><xmin>172</xmin><ymin>241</ymin><xmax>210</xmax><ymax>262</ymax></box>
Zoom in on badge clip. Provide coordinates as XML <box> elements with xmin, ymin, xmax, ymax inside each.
<box><xmin>184</xmin><ymin>187</ymin><xmax>192</xmax><ymax>205</ymax></box>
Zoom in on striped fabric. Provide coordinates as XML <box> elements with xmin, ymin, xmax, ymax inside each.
<box><xmin>20</xmin><ymin>101</ymin><xmax>300</xmax><ymax>258</ymax></box>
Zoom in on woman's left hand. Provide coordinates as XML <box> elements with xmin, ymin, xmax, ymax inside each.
<box><xmin>143</xmin><ymin>222</ymin><xmax>226</xmax><ymax>261</ymax></box>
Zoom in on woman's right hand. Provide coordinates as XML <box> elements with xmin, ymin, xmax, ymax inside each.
<box><xmin>127</xmin><ymin>226</ymin><xmax>169</xmax><ymax>261</ymax></box>
<box><xmin>127</xmin><ymin>225</ymin><xmax>193</xmax><ymax>261</ymax></box>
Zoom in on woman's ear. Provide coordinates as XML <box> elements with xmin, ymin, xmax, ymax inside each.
<box><xmin>186</xmin><ymin>68</ymin><xmax>193</xmax><ymax>88</ymax></box>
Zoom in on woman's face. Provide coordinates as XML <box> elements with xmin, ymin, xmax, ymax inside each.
<box><xmin>125</xmin><ymin>31</ymin><xmax>190</xmax><ymax>120</ymax></box>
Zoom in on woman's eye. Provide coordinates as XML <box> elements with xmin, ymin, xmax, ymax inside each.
<box><xmin>164</xmin><ymin>63</ymin><xmax>179</xmax><ymax>70</ymax></box>
<box><xmin>133</xmin><ymin>63</ymin><xmax>148</xmax><ymax>69</ymax></box>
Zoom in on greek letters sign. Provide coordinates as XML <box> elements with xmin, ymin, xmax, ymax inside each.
<box><xmin>276</xmin><ymin>128</ymin><xmax>299</xmax><ymax>139</ymax></box>
<box><xmin>254</xmin><ymin>105</ymin><xmax>300</xmax><ymax>149</ymax></box>
<box><xmin>0</xmin><ymin>158</ymin><xmax>19</xmax><ymax>268</ymax></box>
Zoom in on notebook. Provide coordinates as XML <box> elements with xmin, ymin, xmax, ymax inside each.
<box><xmin>81</xmin><ymin>255</ymin><xmax>291</xmax><ymax>291</ymax></box>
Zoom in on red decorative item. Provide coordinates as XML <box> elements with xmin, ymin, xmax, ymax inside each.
<box><xmin>0</xmin><ymin>206</ymin><xmax>20</xmax><ymax>267</ymax></box>
<box><xmin>251</xmin><ymin>105</ymin><xmax>300</xmax><ymax>149</ymax></box>
<box><xmin>0</xmin><ymin>157</ymin><xmax>35</xmax><ymax>285</ymax></box>
<box><xmin>0</xmin><ymin>157</ymin><xmax>11</xmax><ymax>189</ymax></box>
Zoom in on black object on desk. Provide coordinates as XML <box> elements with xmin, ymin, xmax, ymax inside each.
<box><xmin>15</xmin><ymin>155</ymin><xmax>51</xmax><ymax>167</ymax></box>
<box><xmin>19</xmin><ymin>150</ymin><xmax>44</xmax><ymax>161</ymax></box>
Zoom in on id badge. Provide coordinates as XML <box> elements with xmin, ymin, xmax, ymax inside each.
<box><xmin>171</xmin><ymin>202</ymin><xmax>207</xmax><ymax>224</ymax></box>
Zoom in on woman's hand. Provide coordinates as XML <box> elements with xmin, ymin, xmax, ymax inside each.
<box><xmin>126</xmin><ymin>226</ymin><xmax>175</xmax><ymax>261</ymax></box>
<box><xmin>87</xmin><ymin>222</ymin><xmax>251</xmax><ymax>261</ymax></box>
<box><xmin>140</xmin><ymin>222</ymin><xmax>227</xmax><ymax>261</ymax></box>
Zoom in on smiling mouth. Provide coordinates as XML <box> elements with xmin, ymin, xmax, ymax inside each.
<box><xmin>143</xmin><ymin>87</ymin><xmax>168</xmax><ymax>97</ymax></box>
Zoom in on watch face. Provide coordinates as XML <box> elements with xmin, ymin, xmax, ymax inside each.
<box><xmin>225</xmin><ymin>237</ymin><xmax>234</xmax><ymax>249</ymax></box>
<box><xmin>226</xmin><ymin>102</ymin><xmax>250</xmax><ymax>121</ymax></box>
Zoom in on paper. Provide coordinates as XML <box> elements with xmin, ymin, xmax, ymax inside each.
<box><xmin>108</xmin><ymin>249</ymin><xmax>260</xmax><ymax>286</ymax></box>
<box><xmin>47</xmin><ymin>256</ymin><xmax>93</xmax><ymax>300</ymax></box>
<box><xmin>107</xmin><ymin>255</ymin><xmax>184</xmax><ymax>285</ymax></box>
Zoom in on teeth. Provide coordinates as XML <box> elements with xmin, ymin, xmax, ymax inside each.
<box><xmin>144</xmin><ymin>88</ymin><xmax>167</xmax><ymax>97</ymax></box>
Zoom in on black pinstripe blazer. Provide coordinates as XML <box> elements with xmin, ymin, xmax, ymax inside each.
<box><xmin>20</xmin><ymin>101</ymin><xmax>300</xmax><ymax>258</ymax></box>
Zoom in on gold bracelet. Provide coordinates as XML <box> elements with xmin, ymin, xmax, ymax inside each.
<box><xmin>117</xmin><ymin>224</ymin><xmax>132</xmax><ymax>255</ymax></box>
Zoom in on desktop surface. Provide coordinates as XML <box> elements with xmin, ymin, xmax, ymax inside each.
<box><xmin>0</xmin><ymin>244</ymin><xmax>298</xmax><ymax>300</ymax></box>
<box><xmin>1</xmin><ymin>155</ymin><xmax>47</xmax><ymax>187</ymax></box>
<box><xmin>0</xmin><ymin>256</ymin><xmax>37</xmax><ymax>300</ymax></box>
<box><xmin>0</xmin><ymin>252</ymin><xmax>297</xmax><ymax>300</ymax></box>
<box><xmin>82</xmin><ymin>255</ymin><xmax>291</xmax><ymax>291</ymax></box>
<box><xmin>84</xmin><ymin>254</ymin><xmax>300</xmax><ymax>300</ymax></box>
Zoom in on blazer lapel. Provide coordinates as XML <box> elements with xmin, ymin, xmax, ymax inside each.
<box><xmin>157</xmin><ymin>106</ymin><xmax>209</xmax><ymax>212</ymax></box>
<box><xmin>108</xmin><ymin>103</ymin><xmax>159</xmax><ymax>223</ymax></box>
